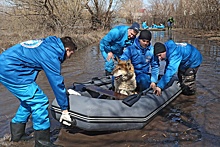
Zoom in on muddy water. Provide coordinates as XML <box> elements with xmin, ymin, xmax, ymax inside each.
<box><xmin>0</xmin><ymin>30</ymin><xmax>220</xmax><ymax>147</ymax></box>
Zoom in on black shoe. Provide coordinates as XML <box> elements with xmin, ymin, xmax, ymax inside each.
<box><xmin>10</xmin><ymin>122</ymin><xmax>33</xmax><ymax>142</ymax></box>
<box><xmin>35</xmin><ymin>128</ymin><xmax>63</xmax><ymax>147</ymax></box>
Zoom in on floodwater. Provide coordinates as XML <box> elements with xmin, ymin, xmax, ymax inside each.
<box><xmin>0</xmin><ymin>30</ymin><xmax>220</xmax><ymax>147</ymax></box>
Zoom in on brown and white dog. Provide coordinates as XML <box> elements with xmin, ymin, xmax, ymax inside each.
<box><xmin>112</xmin><ymin>59</ymin><xmax>136</xmax><ymax>96</ymax></box>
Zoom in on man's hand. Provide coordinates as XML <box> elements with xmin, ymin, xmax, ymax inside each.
<box><xmin>67</xmin><ymin>89</ymin><xmax>81</xmax><ymax>96</ymax></box>
<box><xmin>150</xmin><ymin>82</ymin><xmax>156</xmax><ymax>89</ymax></box>
<box><xmin>59</xmin><ymin>110</ymin><xmax>72</xmax><ymax>126</ymax></box>
<box><xmin>107</xmin><ymin>52</ymin><xmax>114</xmax><ymax>61</ymax></box>
<box><xmin>153</xmin><ymin>86</ymin><xmax>162</xmax><ymax>96</ymax></box>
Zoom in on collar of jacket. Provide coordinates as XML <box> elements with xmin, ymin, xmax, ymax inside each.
<box><xmin>134</xmin><ymin>37</ymin><xmax>151</xmax><ymax>51</ymax></box>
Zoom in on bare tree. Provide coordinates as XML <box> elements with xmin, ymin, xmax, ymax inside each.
<box><xmin>1</xmin><ymin>0</ymin><xmax>219</xmax><ymax>35</ymax></box>
<box><xmin>117</xmin><ymin>0</ymin><xmax>143</xmax><ymax>24</ymax></box>
<box><xmin>174</xmin><ymin>0</ymin><xmax>220</xmax><ymax>30</ymax></box>
<box><xmin>2</xmin><ymin>0</ymin><xmax>86</xmax><ymax>33</ymax></box>
<box><xmin>143</xmin><ymin>0</ymin><xmax>219</xmax><ymax>30</ymax></box>
<box><xmin>146</xmin><ymin>0</ymin><xmax>177</xmax><ymax>26</ymax></box>
<box><xmin>84</xmin><ymin>0</ymin><xmax>117</xmax><ymax>30</ymax></box>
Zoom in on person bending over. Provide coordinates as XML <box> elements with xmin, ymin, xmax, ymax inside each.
<box><xmin>100</xmin><ymin>22</ymin><xmax>140</xmax><ymax>76</ymax></box>
<box><xmin>153</xmin><ymin>40</ymin><xmax>202</xmax><ymax>96</ymax></box>
<box><xmin>0</xmin><ymin>36</ymin><xmax>77</xmax><ymax>147</ymax></box>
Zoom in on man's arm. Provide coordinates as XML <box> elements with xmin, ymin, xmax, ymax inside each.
<box><xmin>100</xmin><ymin>28</ymin><xmax>120</xmax><ymax>53</ymax></box>
<box><xmin>155</xmin><ymin>51</ymin><xmax>182</xmax><ymax>96</ymax></box>
<box><xmin>41</xmin><ymin>58</ymin><xmax>69</xmax><ymax>110</ymax></box>
<box><xmin>150</xmin><ymin>55</ymin><xmax>160</xmax><ymax>83</ymax></box>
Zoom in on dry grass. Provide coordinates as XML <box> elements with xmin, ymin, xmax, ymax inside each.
<box><xmin>0</xmin><ymin>28</ymin><xmax>108</xmax><ymax>53</ymax></box>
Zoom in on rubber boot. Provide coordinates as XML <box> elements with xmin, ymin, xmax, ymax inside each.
<box><xmin>35</xmin><ymin>128</ymin><xmax>63</xmax><ymax>147</ymax></box>
<box><xmin>10</xmin><ymin>122</ymin><xmax>33</xmax><ymax>142</ymax></box>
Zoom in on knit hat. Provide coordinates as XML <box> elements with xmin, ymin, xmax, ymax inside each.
<box><xmin>154</xmin><ymin>42</ymin><xmax>166</xmax><ymax>55</ymax></box>
<box><xmin>129</xmin><ymin>22</ymin><xmax>140</xmax><ymax>33</ymax></box>
<box><xmin>139</xmin><ymin>30</ymin><xmax>152</xmax><ymax>41</ymax></box>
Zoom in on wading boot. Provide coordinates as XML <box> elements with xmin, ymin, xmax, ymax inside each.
<box><xmin>35</xmin><ymin>128</ymin><xmax>63</xmax><ymax>147</ymax></box>
<box><xmin>10</xmin><ymin>122</ymin><xmax>33</xmax><ymax>142</ymax></box>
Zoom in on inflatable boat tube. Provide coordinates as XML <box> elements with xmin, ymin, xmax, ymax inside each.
<box><xmin>50</xmin><ymin>76</ymin><xmax>182</xmax><ymax>131</ymax></box>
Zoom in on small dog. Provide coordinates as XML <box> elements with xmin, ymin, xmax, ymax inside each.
<box><xmin>112</xmin><ymin>58</ymin><xmax>137</xmax><ymax>96</ymax></box>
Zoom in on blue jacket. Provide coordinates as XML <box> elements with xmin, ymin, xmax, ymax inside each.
<box><xmin>120</xmin><ymin>37</ymin><xmax>159</xmax><ymax>83</ymax></box>
<box><xmin>157</xmin><ymin>40</ymin><xmax>203</xmax><ymax>89</ymax></box>
<box><xmin>0</xmin><ymin>36</ymin><xmax>68</xmax><ymax>110</ymax></box>
<box><xmin>100</xmin><ymin>25</ymin><xmax>135</xmax><ymax>59</ymax></box>
<box><xmin>142</xmin><ymin>22</ymin><xmax>148</xmax><ymax>29</ymax></box>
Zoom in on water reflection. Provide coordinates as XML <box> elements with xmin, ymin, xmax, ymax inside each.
<box><xmin>200</xmin><ymin>44</ymin><xmax>220</xmax><ymax>57</ymax></box>
<box><xmin>151</xmin><ymin>30</ymin><xmax>175</xmax><ymax>43</ymax></box>
<box><xmin>167</xmin><ymin>30</ymin><xmax>173</xmax><ymax>40</ymax></box>
<box><xmin>152</xmin><ymin>31</ymin><xmax>165</xmax><ymax>39</ymax></box>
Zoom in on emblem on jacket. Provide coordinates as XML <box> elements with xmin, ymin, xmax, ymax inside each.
<box><xmin>20</xmin><ymin>39</ymin><xmax>43</xmax><ymax>48</ymax></box>
<box><xmin>176</xmin><ymin>43</ymin><xmax>187</xmax><ymax>47</ymax></box>
<box><xmin>146</xmin><ymin>56</ymin><xmax>151</xmax><ymax>63</ymax></box>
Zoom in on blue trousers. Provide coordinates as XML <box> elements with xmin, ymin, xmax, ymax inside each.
<box><xmin>100</xmin><ymin>50</ymin><xmax>116</xmax><ymax>73</ymax></box>
<box><xmin>0</xmin><ymin>78</ymin><xmax>50</xmax><ymax>130</ymax></box>
<box><xmin>104</xmin><ymin>58</ymin><xmax>114</xmax><ymax>73</ymax></box>
<box><xmin>136</xmin><ymin>73</ymin><xmax>151</xmax><ymax>92</ymax></box>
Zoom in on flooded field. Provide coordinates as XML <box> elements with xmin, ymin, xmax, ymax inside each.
<box><xmin>0</xmin><ymin>30</ymin><xmax>220</xmax><ymax>147</ymax></box>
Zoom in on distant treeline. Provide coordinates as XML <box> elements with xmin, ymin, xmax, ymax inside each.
<box><xmin>0</xmin><ymin>0</ymin><xmax>219</xmax><ymax>36</ymax></box>
<box><xmin>141</xmin><ymin>0</ymin><xmax>219</xmax><ymax>30</ymax></box>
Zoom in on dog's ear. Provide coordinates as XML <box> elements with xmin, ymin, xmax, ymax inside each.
<box><xmin>126</xmin><ymin>60</ymin><xmax>131</xmax><ymax>66</ymax></box>
<box><xmin>126</xmin><ymin>60</ymin><xmax>133</xmax><ymax>70</ymax></box>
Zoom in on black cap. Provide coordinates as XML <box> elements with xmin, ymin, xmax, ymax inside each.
<box><xmin>129</xmin><ymin>22</ymin><xmax>140</xmax><ymax>33</ymax></box>
<box><xmin>154</xmin><ymin>42</ymin><xmax>166</xmax><ymax>55</ymax></box>
<box><xmin>139</xmin><ymin>30</ymin><xmax>152</xmax><ymax>41</ymax></box>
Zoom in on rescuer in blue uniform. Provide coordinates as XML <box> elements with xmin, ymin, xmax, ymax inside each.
<box><xmin>0</xmin><ymin>36</ymin><xmax>77</xmax><ymax>147</ymax></box>
<box><xmin>153</xmin><ymin>40</ymin><xmax>203</xmax><ymax>96</ymax></box>
<box><xmin>142</xmin><ymin>21</ymin><xmax>149</xmax><ymax>29</ymax></box>
<box><xmin>100</xmin><ymin>22</ymin><xmax>140</xmax><ymax>76</ymax></box>
<box><xmin>120</xmin><ymin>30</ymin><xmax>160</xmax><ymax>92</ymax></box>
<box><xmin>167</xmin><ymin>17</ymin><xmax>174</xmax><ymax>30</ymax></box>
